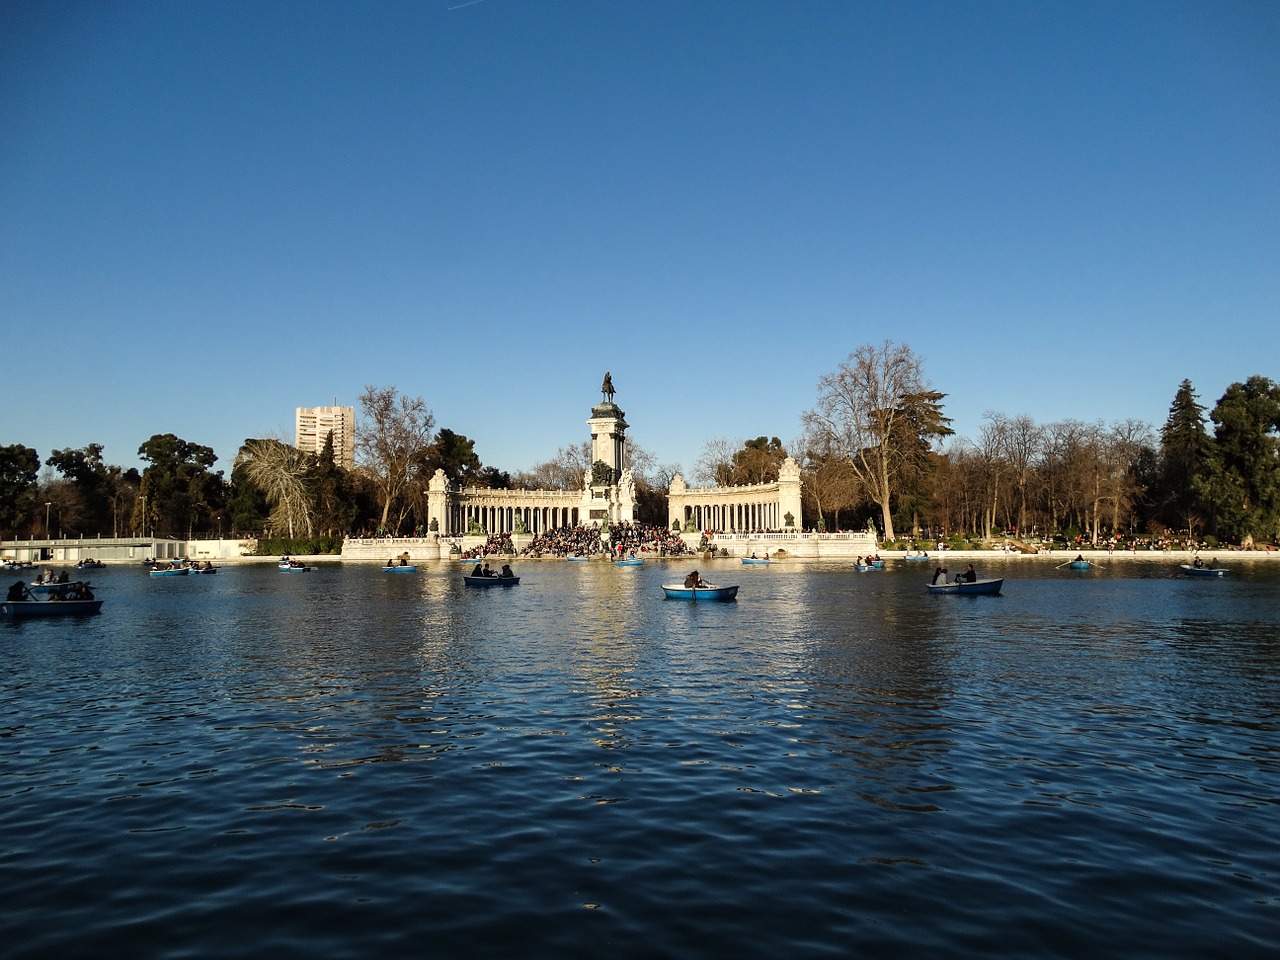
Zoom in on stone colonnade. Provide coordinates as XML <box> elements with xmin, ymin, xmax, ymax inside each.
<box><xmin>667</xmin><ymin>457</ymin><xmax>804</xmax><ymax>533</ymax></box>
<box><xmin>426</xmin><ymin>469</ymin><xmax>635</xmax><ymax>537</ymax></box>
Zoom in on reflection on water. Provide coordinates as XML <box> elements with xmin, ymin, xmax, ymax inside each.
<box><xmin>1</xmin><ymin>559</ymin><xmax>1278</xmax><ymax>959</ymax></box>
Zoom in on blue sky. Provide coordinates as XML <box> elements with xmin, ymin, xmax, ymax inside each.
<box><xmin>3</xmin><ymin>0</ymin><xmax>1276</xmax><ymax>480</ymax></box>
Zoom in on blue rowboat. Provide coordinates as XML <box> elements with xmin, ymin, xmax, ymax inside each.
<box><xmin>2</xmin><ymin>597</ymin><xmax>103</xmax><ymax>618</ymax></box>
<box><xmin>1179</xmin><ymin>564</ymin><xmax>1227</xmax><ymax>577</ymax></box>
<box><xmin>615</xmin><ymin>558</ymin><xmax>644</xmax><ymax>567</ymax></box>
<box><xmin>926</xmin><ymin>578</ymin><xmax>1003</xmax><ymax>595</ymax></box>
<box><xmin>565</xmin><ymin>556</ymin><xmax>590</xmax><ymax>562</ymax></box>
<box><xmin>382</xmin><ymin>565</ymin><xmax>418</xmax><ymax>573</ymax></box>
<box><xmin>1069</xmin><ymin>560</ymin><xmax>1092</xmax><ymax>570</ymax></box>
<box><xmin>741</xmin><ymin>558</ymin><xmax>770</xmax><ymax>565</ymax></box>
<box><xmin>903</xmin><ymin>555</ymin><xmax>931</xmax><ymax>562</ymax></box>
<box><xmin>661</xmin><ymin>582</ymin><xmax>738</xmax><ymax>602</ymax></box>
<box><xmin>854</xmin><ymin>562</ymin><xmax>885</xmax><ymax>571</ymax></box>
<box><xmin>150</xmin><ymin>567</ymin><xmax>190</xmax><ymax>577</ymax></box>
<box><xmin>278</xmin><ymin>564</ymin><xmax>311</xmax><ymax>572</ymax></box>
<box><xmin>463</xmin><ymin>575</ymin><xmax>519</xmax><ymax>587</ymax></box>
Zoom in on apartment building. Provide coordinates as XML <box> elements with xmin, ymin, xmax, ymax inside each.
<box><xmin>295</xmin><ymin>405</ymin><xmax>355</xmax><ymax>469</ymax></box>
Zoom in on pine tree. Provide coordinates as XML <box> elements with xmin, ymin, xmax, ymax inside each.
<box><xmin>1194</xmin><ymin>376</ymin><xmax>1280</xmax><ymax>546</ymax></box>
<box><xmin>1156</xmin><ymin>379</ymin><xmax>1210</xmax><ymax>534</ymax></box>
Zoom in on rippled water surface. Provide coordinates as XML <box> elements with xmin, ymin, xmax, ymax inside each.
<box><xmin>3</xmin><ymin>558</ymin><xmax>1278</xmax><ymax>959</ymax></box>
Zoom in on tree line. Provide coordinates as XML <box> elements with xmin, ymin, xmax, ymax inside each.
<box><xmin>3</xmin><ymin>355</ymin><xmax>1276</xmax><ymax>547</ymax></box>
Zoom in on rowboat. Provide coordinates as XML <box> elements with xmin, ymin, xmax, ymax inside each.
<box><xmin>1179</xmin><ymin>564</ymin><xmax>1228</xmax><ymax>578</ymax></box>
<box><xmin>279</xmin><ymin>563</ymin><xmax>311</xmax><ymax>572</ymax></box>
<box><xmin>2</xmin><ymin>596</ymin><xmax>103</xmax><ymax>618</ymax></box>
<box><xmin>926</xmin><ymin>578</ymin><xmax>1003</xmax><ymax>595</ymax></box>
<box><xmin>24</xmin><ymin>581</ymin><xmax>90</xmax><ymax>597</ymax></box>
<box><xmin>565</xmin><ymin>556</ymin><xmax>590</xmax><ymax>562</ymax></box>
<box><xmin>902</xmin><ymin>555</ymin><xmax>931</xmax><ymax>562</ymax></box>
<box><xmin>382</xmin><ymin>565</ymin><xmax>418</xmax><ymax>573</ymax></box>
<box><xmin>1068</xmin><ymin>560</ymin><xmax>1092</xmax><ymax>570</ymax></box>
<box><xmin>149</xmin><ymin>567</ymin><xmax>190</xmax><ymax>577</ymax></box>
<box><xmin>615</xmin><ymin>558</ymin><xmax>644</xmax><ymax>566</ymax></box>
<box><xmin>741</xmin><ymin>558</ymin><xmax>770</xmax><ymax>565</ymax></box>
<box><xmin>28</xmin><ymin>581</ymin><xmax>73</xmax><ymax>593</ymax></box>
<box><xmin>463</xmin><ymin>575</ymin><xmax>520</xmax><ymax>587</ymax></box>
<box><xmin>75</xmin><ymin>559</ymin><xmax>106</xmax><ymax>570</ymax></box>
<box><xmin>661</xmin><ymin>582</ymin><xmax>739</xmax><ymax>602</ymax></box>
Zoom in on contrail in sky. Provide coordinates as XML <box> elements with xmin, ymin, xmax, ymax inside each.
<box><xmin>448</xmin><ymin>0</ymin><xmax>487</xmax><ymax>9</ymax></box>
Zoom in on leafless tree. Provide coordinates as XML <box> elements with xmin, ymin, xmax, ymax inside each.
<box><xmin>803</xmin><ymin>340</ymin><xmax>941</xmax><ymax>541</ymax></box>
<box><xmin>693</xmin><ymin>437</ymin><xmax>738</xmax><ymax>486</ymax></box>
<box><xmin>356</xmin><ymin>386</ymin><xmax>436</xmax><ymax>534</ymax></box>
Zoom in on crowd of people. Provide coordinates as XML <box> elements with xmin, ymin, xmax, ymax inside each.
<box><xmin>602</xmin><ymin>522</ymin><xmax>692</xmax><ymax>558</ymax></box>
<box><xmin>456</xmin><ymin>532</ymin><xmax>516</xmax><ymax>559</ymax></box>
<box><xmin>522</xmin><ymin>525</ymin><xmax>602</xmax><ymax>557</ymax></box>
<box><xmin>520</xmin><ymin>522</ymin><xmax>692</xmax><ymax>558</ymax></box>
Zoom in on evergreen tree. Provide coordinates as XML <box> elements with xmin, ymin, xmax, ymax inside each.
<box><xmin>1156</xmin><ymin>379</ymin><xmax>1211</xmax><ymax>534</ymax></box>
<box><xmin>0</xmin><ymin>445</ymin><xmax>40</xmax><ymax>536</ymax></box>
<box><xmin>309</xmin><ymin>432</ymin><xmax>356</xmax><ymax>535</ymax></box>
<box><xmin>1194</xmin><ymin>376</ymin><xmax>1280</xmax><ymax>546</ymax></box>
<box><xmin>134</xmin><ymin>434</ymin><xmax>225</xmax><ymax>537</ymax></box>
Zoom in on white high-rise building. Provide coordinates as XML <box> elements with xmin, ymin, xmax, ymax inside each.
<box><xmin>295</xmin><ymin>405</ymin><xmax>355</xmax><ymax>469</ymax></box>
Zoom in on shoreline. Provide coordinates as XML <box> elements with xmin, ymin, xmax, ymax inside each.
<box><xmin>41</xmin><ymin>550</ymin><xmax>1276</xmax><ymax>566</ymax></box>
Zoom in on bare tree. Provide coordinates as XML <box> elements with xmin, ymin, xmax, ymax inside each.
<box><xmin>356</xmin><ymin>385</ymin><xmax>436</xmax><ymax>534</ymax></box>
<box><xmin>514</xmin><ymin>440</ymin><xmax>592</xmax><ymax>490</ymax></box>
<box><xmin>693</xmin><ymin>437</ymin><xmax>738</xmax><ymax>486</ymax></box>
<box><xmin>803</xmin><ymin>340</ymin><xmax>946</xmax><ymax>541</ymax></box>
<box><xmin>797</xmin><ymin>436</ymin><xmax>861</xmax><ymax>531</ymax></box>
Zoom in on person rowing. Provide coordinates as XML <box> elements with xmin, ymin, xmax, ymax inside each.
<box><xmin>684</xmin><ymin>570</ymin><xmax>707</xmax><ymax>588</ymax></box>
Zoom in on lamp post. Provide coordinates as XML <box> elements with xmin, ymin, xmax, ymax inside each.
<box><xmin>45</xmin><ymin>501</ymin><xmax>52</xmax><ymax>538</ymax></box>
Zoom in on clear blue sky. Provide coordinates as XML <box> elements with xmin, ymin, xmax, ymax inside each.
<box><xmin>3</xmin><ymin>0</ymin><xmax>1276</xmax><ymax>480</ymax></box>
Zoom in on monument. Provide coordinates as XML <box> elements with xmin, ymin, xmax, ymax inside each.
<box><xmin>586</xmin><ymin>372</ymin><xmax>635</xmax><ymax>530</ymax></box>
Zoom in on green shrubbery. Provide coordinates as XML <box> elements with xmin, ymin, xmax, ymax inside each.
<box><xmin>256</xmin><ymin>535</ymin><xmax>345</xmax><ymax>556</ymax></box>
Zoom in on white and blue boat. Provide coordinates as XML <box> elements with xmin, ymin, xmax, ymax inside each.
<box><xmin>661</xmin><ymin>582</ymin><xmax>738</xmax><ymax>602</ymax></box>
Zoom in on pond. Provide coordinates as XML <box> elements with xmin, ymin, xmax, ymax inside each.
<box><xmin>2</xmin><ymin>557</ymin><xmax>1277</xmax><ymax>959</ymax></box>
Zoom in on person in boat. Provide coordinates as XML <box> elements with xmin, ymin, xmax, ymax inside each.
<box><xmin>960</xmin><ymin>564</ymin><xmax>978</xmax><ymax>583</ymax></box>
<box><xmin>7</xmin><ymin>581</ymin><xmax>28</xmax><ymax>602</ymax></box>
<box><xmin>855</xmin><ymin>556</ymin><xmax>863</xmax><ymax>567</ymax></box>
<box><xmin>931</xmin><ymin>566</ymin><xmax>948</xmax><ymax>585</ymax></box>
<box><xmin>388</xmin><ymin>558</ymin><xmax>395</xmax><ymax>567</ymax></box>
<box><xmin>684</xmin><ymin>570</ymin><xmax>705</xmax><ymax>588</ymax></box>
<box><xmin>482</xmin><ymin>562</ymin><xmax>495</xmax><ymax>577</ymax></box>
<box><xmin>500</xmin><ymin>564</ymin><xmax>514</xmax><ymax>578</ymax></box>
<box><xmin>470</xmin><ymin>563</ymin><xmax>483</xmax><ymax>577</ymax></box>
<box><xmin>399</xmin><ymin>557</ymin><xmax>409</xmax><ymax>566</ymax></box>
<box><xmin>1193</xmin><ymin>556</ymin><xmax>1204</xmax><ymax>568</ymax></box>
<box><xmin>1074</xmin><ymin>554</ymin><xmax>1085</xmax><ymax>563</ymax></box>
